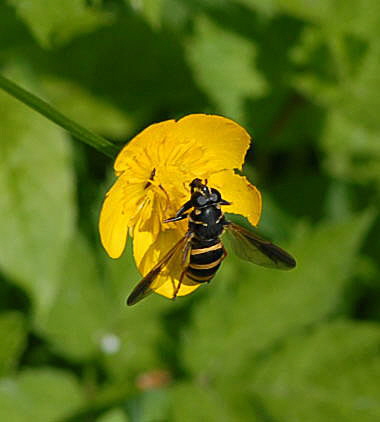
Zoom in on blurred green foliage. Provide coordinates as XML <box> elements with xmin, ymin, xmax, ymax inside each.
<box><xmin>1</xmin><ymin>1</ymin><xmax>380</xmax><ymax>421</ymax></box>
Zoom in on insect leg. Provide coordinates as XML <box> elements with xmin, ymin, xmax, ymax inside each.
<box><xmin>164</xmin><ymin>213</ymin><xmax>188</xmax><ymax>223</ymax></box>
<box><xmin>173</xmin><ymin>269</ymin><xmax>187</xmax><ymax>300</ymax></box>
<box><xmin>220</xmin><ymin>199</ymin><xmax>231</xmax><ymax>206</ymax></box>
<box><xmin>222</xmin><ymin>244</ymin><xmax>228</xmax><ymax>260</ymax></box>
<box><xmin>175</xmin><ymin>200</ymin><xmax>193</xmax><ymax>217</ymax></box>
<box><xmin>164</xmin><ymin>198</ymin><xmax>193</xmax><ymax>223</ymax></box>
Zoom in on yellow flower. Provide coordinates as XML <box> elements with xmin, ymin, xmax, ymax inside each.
<box><xmin>99</xmin><ymin>114</ymin><xmax>261</xmax><ymax>299</ymax></box>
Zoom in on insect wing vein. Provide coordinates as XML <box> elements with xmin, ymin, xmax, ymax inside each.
<box><xmin>127</xmin><ymin>233</ymin><xmax>192</xmax><ymax>305</ymax></box>
<box><xmin>225</xmin><ymin>222</ymin><xmax>296</xmax><ymax>270</ymax></box>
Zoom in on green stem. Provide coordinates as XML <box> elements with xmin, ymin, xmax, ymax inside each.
<box><xmin>0</xmin><ymin>74</ymin><xmax>119</xmax><ymax>158</ymax></box>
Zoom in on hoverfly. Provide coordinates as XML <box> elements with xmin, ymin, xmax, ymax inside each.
<box><xmin>127</xmin><ymin>178</ymin><xmax>296</xmax><ymax>305</ymax></box>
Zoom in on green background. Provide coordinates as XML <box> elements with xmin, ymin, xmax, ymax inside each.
<box><xmin>1</xmin><ymin>1</ymin><xmax>380</xmax><ymax>421</ymax></box>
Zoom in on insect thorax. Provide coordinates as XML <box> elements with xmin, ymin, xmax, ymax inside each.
<box><xmin>189</xmin><ymin>204</ymin><xmax>225</xmax><ymax>241</ymax></box>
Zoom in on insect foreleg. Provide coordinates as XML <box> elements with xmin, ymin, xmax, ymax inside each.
<box><xmin>174</xmin><ymin>200</ymin><xmax>193</xmax><ymax>217</ymax></box>
<box><xmin>163</xmin><ymin>198</ymin><xmax>193</xmax><ymax>223</ymax></box>
<box><xmin>164</xmin><ymin>213</ymin><xmax>189</xmax><ymax>223</ymax></box>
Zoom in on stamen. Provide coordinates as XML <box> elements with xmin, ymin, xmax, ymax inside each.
<box><xmin>158</xmin><ymin>184</ymin><xmax>170</xmax><ymax>203</ymax></box>
<box><xmin>144</xmin><ymin>168</ymin><xmax>156</xmax><ymax>189</ymax></box>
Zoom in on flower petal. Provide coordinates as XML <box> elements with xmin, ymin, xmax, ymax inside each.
<box><xmin>208</xmin><ymin>170</ymin><xmax>262</xmax><ymax>226</ymax></box>
<box><xmin>114</xmin><ymin>120</ymin><xmax>176</xmax><ymax>174</ymax></box>
<box><xmin>132</xmin><ymin>214</ymin><xmax>155</xmax><ymax>269</ymax></box>
<box><xmin>99</xmin><ymin>178</ymin><xmax>129</xmax><ymax>259</ymax></box>
<box><xmin>172</xmin><ymin>114</ymin><xmax>251</xmax><ymax>171</ymax></box>
<box><xmin>155</xmin><ymin>275</ymin><xmax>202</xmax><ymax>298</ymax></box>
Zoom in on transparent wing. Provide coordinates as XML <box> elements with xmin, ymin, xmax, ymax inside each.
<box><xmin>127</xmin><ymin>232</ymin><xmax>192</xmax><ymax>306</ymax></box>
<box><xmin>224</xmin><ymin>222</ymin><xmax>296</xmax><ymax>270</ymax></box>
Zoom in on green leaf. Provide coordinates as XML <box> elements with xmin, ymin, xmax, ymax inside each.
<box><xmin>317</xmin><ymin>39</ymin><xmax>380</xmax><ymax>184</ymax></box>
<box><xmin>41</xmin><ymin>77</ymin><xmax>133</xmax><ymax>139</ymax></box>
<box><xmin>286</xmin><ymin>3</ymin><xmax>380</xmax><ymax>184</ymax></box>
<box><xmin>97</xmin><ymin>408</ymin><xmax>129</xmax><ymax>422</ymax></box>
<box><xmin>126</xmin><ymin>0</ymin><xmax>163</xmax><ymax>28</ymax></box>
<box><xmin>100</xmin><ymin>242</ymin><xmax>168</xmax><ymax>380</ymax></box>
<box><xmin>232</xmin><ymin>0</ymin><xmax>279</xmax><ymax>16</ymax></box>
<box><xmin>137</xmin><ymin>389</ymin><xmax>170</xmax><ymax>422</ymax></box>
<box><xmin>277</xmin><ymin>0</ymin><xmax>380</xmax><ymax>38</ymax></box>
<box><xmin>2</xmin><ymin>11</ymin><xmax>205</xmax><ymax>122</ymax></box>
<box><xmin>159</xmin><ymin>0</ymin><xmax>193</xmax><ymax>30</ymax></box>
<box><xmin>0</xmin><ymin>312</ymin><xmax>26</xmax><ymax>377</ymax></box>
<box><xmin>0</xmin><ymin>74</ymin><xmax>118</xmax><ymax>158</ymax></box>
<box><xmin>182</xmin><ymin>213</ymin><xmax>373</xmax><ymax>379</ymax></box>
<box><xmin>37</xmin><ymin>216</ymin><xmax>168</xmax><ymax>370</ymax></box>
<box><xmin>0</xmin><ymin>76</ymin><xmax>76</xmax><ymax>320</ymax></box>
<box><xmin>168</xmin><ymin>382</ymin><xmax>248</xmax><ymax>422</ymax></box>
<box><xmin>0</xmin><ymin>368</ymin><xmax>84</xmax><ymax>422</ymax></box>
<box><xmin>322</xmin><ymin>110</ymin><xmax>380</xmax><ymax>183</ymax></box>
<box><xmin>8</xmin><ymin>0</ymin><xmax>112</xmax><ymax>48</ymax></box>
<box><xmin>36</xmin><ymin>234</ymin><xmax>113</xmax><ymax>361</ymax></box>
<box><xmin>186</xmin><ymin>15</ymin><xmax>267</xmax><ymax>121</ymax></box>
<box><xmin>292</xmin><ymin>27</ymin><xmax>380</xmax><ymax>130</ymax></box>
<box><xmin>251</xmin><ymin>320</ymin><xmax>380</xmax><ymax>422</ymax></box>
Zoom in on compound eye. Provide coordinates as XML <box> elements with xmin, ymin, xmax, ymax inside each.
<box><xmin>210</xmin><ymin>189</ymin><xmax>221</xmax><ymax>202</ymax></box>
<box><xmin>197</xmin><ymin>196</ymin><xmax>207</xmax><ymax>206</ymax></box>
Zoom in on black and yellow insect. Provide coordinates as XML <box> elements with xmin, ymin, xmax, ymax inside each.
<box><xmin>127</xmin><ymin>178</ymin><xmax>296</xmax><ymax>305</ymax></box>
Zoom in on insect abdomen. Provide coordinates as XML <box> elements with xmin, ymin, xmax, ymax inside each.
<box><xmin>186</xmin><ymin>240</ymin><xmax>224</xmax><ymax>283</ymax></box>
